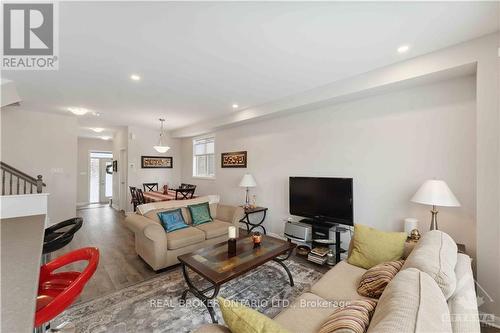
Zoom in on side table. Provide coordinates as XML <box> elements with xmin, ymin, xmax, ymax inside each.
<box><xmin>239</xmin><ymin>206</ymin><xmax>268</xmax><ymax>234</ymax></box>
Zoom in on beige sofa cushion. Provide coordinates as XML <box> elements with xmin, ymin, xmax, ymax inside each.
<box><xmin>447</xmin><ymin>254</ymin><xmax>480</xmax><ymax>333</ymax></box>
<box><xmin>274</xmin><ymin>292</ymin><xmax>337</xmax><ymax>333</ymax></box>
<box><xmin>311</xmin><ymin>261</ymin><xmax>372</xmax><ymax>301</ymax></box>
<box><xmin>402</xmin><ymin>230</ymin><xmax>457</xmax><ymax>299</ymax></box>
<box><xmin>195</xmin><ymin>220</ymin><xmax>231</xmax><ymax>239</ymax></box>
<box><xmin>367</xmin><ymin>268</ymin><xmax>452</xmax><ymax>333</ymax></box>
<box><xmin>166</xmin><ymin>227</ymin><xmax>205</xmax><ymax>250</ymax></box>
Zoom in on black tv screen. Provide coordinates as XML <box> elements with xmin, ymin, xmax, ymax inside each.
<box><xmin>289</xmin><ymin>177</ymin><xmax>353</xmax><ymax>226</ymax></box>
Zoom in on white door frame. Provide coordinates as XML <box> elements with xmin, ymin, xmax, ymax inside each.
<box><xmin>119</xmin><ymin>148</ymin><xmax>128</xmax><ymax>211</ymax></box>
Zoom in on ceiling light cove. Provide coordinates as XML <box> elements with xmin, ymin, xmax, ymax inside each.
<box><xmin>101</xmin><ymin>136</ymin><xmax>112</xmax><ymax>140</ymax></box>
<box><xmin>130</xmin><ymin>74</ymin><xmax>141</xmax><ymax>81</ymax></box>
<box><xmin>232</xmin><ymin>104</ymin><xmax>239</xmax><ymax>109</ymax></box>
<box><xmin>91</xmin><ymin>127</ymin><xmax>104</xmax><ymax>133</ymax></box>
<box><xmin>67</xmin><ymin>107</ymin><xmax>90</xmax><ymax>116</ymax></box>
<box><xmin>397</xmin><ymin>45</ymin><xmax>410</xmax><ymax>53</ymax></box>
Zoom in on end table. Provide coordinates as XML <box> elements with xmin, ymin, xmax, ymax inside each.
<box><xmin>240</xmin><ymin>206</ymin><xmax>268</xmax><ymax>235</ymax></box>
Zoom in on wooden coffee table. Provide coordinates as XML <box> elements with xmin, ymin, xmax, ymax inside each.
<box><xmin>178</xmin><ymin>235</ymin><xmax>296</xmax><ymax>323</ymax></box>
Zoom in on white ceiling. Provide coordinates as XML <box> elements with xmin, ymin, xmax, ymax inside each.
<box><xmin>4</xmin><ymin>1</ymin><xmax>499</xmax><ymax>139</ymax></box>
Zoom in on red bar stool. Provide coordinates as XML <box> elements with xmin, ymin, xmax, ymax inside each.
<box><xmin>35</xmin><ymin>247</ymin><xmax>99</xmax><ymax>332</ymax></box>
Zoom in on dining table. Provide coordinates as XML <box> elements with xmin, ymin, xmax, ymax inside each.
<box><xmin>142</xmin><ymin>190</ymin><xmax>197</xmax><ymax>203</ymax></box>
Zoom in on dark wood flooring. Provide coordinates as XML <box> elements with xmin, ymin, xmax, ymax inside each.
<box><xmin>55</xmin><ymin>206</ymin><xmax>329</xmax><ymax>304</ymax></box>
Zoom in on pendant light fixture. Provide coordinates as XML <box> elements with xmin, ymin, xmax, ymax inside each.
<box><xmin>153</xmin><ymin>118</ymin><xmax>170</xmax><ymax>153</ymax></box>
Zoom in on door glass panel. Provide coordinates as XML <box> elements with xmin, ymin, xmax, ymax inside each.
<box><xmin>105</xmin><ymin>161</ymin><xmax>113</xmax><ymax>197</ymax></box>
<box><xmin>89</xmin><ymin>158</ymin><xmax>100</xmax><ymax>203</ymax></box>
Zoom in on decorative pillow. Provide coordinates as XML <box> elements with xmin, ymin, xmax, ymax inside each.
<box><xmin>188</xmin><ymin>202</ymin><xmax>213</xmax><ymax>225</ymax></box>
<box><xmin>157</xmin><ymin>209</ymin><xmax>189</xmax><ymax>233</ymax></box>
<box><xmin>318</xmin><ymin>299</ymin><xmax>377</xmax><ymax>333</ymax></box>
<box><xmin>357</xmin><ymin>260</ymin><xmax>405</xmax><ymax>298</ymax></box>
<box><xmin>347</xmin><ymin>224</ymin><xmax>407</xmax><ymax>269</ymax></box>
<box><xmin>217</xmin><ymin>297</ymin><xmax>290</xmax><ymax>333</ymax></box>
<box><xmin>401</xmin><ymin>230</ymin><xmax>458</xmax><ymax>299</ymax></box>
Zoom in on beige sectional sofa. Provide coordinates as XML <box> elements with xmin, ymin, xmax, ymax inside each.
<box><xmin>124</xmin><ymin>195</ymin><xmax>245</xmax><ymax>271</ymax></box>
<box><xmin>195</xmin><ymin>230</ymin><xmax>480</xmax><ymax>333</ymax></box>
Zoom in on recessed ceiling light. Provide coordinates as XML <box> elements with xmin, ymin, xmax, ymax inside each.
<box><xmin>101</xmin><ymin>136</ymin><xmax>111</xmax><ymax>140</ymax></box>
<box><xmin>397</xmin><ymin>45</ymin><xmax>410</xmax><ymax>54</ymax></box>
<box><xmin>130</xmin><ymin>74</ymin><xmax>141</xmax><ymax>81</ymax></box>
<box><xmin>232</xmin><ymin>104</ymin><xmax>239</xmax><ymax>109</ymax></box>
<box><xmin>91</xmin><ymin>127</ymin><xmax>104</xmax><ymax>133</ymax></box>
<box><xmin>67</xmin><ymin>107</ymin><xmax>90</xmax><ymax>116</ymax></box>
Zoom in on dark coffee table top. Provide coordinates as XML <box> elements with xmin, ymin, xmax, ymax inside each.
<box><xmin>178</xmin><ymin>235</ymin><xmax>295</xmax><ymax>285</ymax></box>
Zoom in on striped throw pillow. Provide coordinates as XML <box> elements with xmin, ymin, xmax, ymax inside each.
<box><xmin>357</xmin><ymin>260</ymin><xmax>405</xmax><ymax>298</ymax></box>
<box><xmin>318</xmin><ymin>299</ymin><xmax>377</xmax><ymax>333</ymax></box>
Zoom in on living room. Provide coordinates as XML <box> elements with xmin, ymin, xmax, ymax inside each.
<box><xmin>0</xmin><ymin>2</ymin><xmax>499</xmax><ymax>333</ymax></box>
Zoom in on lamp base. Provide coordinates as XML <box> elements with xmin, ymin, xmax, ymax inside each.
<box><xmin>429</xmin><ymin>206</ymin><xmax>438</xmax><ymax>230</ymax></box>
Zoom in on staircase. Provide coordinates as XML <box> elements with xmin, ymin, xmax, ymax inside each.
<box><xmin>0</xmin><ymin>162</ymin><xmax>49</xmax><ymax>333</ymax></box>
<box><xmin>0</xmin><ymin>161</ymin><xmax>46</xmax><ymax>195</ymax></box>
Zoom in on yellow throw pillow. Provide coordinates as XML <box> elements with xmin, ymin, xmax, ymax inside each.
<box><xmin>217</xmin><ymin>297</ymin><xmax>290</xmax><ymax>333</ymax></box>
<box><xmin>347</xmin><ymin>224</ymin><xmax>407</xmax><ymax>269</ymax></box>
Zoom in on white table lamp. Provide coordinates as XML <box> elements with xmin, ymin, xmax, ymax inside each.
<box><xmin>411</xmin><ymin>180</ymin><xmax>460</xmax><ymax>230</ymax></box>
<box><xmin>239</xmin><ymin>174</ymin><xmax>257</xmax><ymax>207</ymax></box>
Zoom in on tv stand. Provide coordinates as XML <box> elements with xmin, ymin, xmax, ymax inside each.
<box><xmin>299</xmin><ymin>219</ymin><xmax>348</xmax><ymax>264</ymax></box>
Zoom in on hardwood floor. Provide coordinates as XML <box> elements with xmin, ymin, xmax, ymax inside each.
<box><xmin>53</xmin><ymin>206</ymin><xmax>173</xmax><ymax>304</ymax></box>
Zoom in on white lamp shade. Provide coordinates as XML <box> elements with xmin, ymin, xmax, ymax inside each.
<box><xmin>411</xmin><ymin>180</ymin><xmax>460</xmax><ymax>207</ymax></box>
<box><xmin>239</xmin><ymin>174</ymin><xmax>257</xmax><ymax>187</ymax></box>
<box><xmin>153</xmin><ymin>145</ymin><xmax>170</xmax><ymax>153</ymax></box>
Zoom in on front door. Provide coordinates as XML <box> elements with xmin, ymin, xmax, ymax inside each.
<box><xmin>99</xmin><ymin>158</ymin><xmax>113</xmax><ymax>203</ymax></box>
<box><xmin>89</xmin><ymin>152</ymin><xmax>113</xmax><ymax>204</ymax></box>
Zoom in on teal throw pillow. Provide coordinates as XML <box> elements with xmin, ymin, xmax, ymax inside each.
<box><xmin>158</xmin><ymin>209</ymin><xmax>189</xmax><ymax>233</ymax></box>
<box><xmin>188</xmin><ymin>202</ymin><xmax>213</xmax><ymax>225</ymax></box>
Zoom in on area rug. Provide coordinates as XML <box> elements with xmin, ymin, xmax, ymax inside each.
<box><xmin>54</xmin><ymin>260</ymin><xmax>324</xmax><ymax>333</ymax></box>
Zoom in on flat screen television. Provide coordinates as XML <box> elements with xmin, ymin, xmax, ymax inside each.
<box><xmin>289</xmin><ymin>177</ymin><xmax>353</xmax><ymax>226</ymax></box>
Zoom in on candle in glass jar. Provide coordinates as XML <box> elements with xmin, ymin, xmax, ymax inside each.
<box><xmin>228</xmin><ymin>226</ymin><xmax>236</xmax><ymax>239</ymax></box>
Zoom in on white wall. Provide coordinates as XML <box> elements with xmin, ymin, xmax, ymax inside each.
<box><xmin>0</xmin><ymin>108</ymin><xmax>78</xmax><ymax>224</ymax></box>
<box><xmin>181</xmin><ymin>76</ymin><xmax>477</xmax><ymax>254</ymax></box>
<box><xmin>76</xmin><ymin>137</ymin><xmax>113</xmax><ymax>204</ymax></box>
<box><xmin>127</xmin><ymin>126</ymin><xmax>182</xmax><ymax>211</ymax></box>
<box><xmin>111</xmin><ymin>126</ymin><xmax>182</xmax><ymax>212</ymax></box>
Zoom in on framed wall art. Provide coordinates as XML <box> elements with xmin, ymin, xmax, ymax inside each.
<box><xmin>221</xmin><ymin>151</ymin><xmax>247</xmax><ymax>168</ymax></box>
<box><xmin>141</xmin><ymin>156</ymin><xmax>173</xmax><ymax>168</ymax></box>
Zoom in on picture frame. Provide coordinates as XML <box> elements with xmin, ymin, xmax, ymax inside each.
<box><xmin>141</xmin><ymin>156</ymin><xmax>173</xmax><ymax>168</ymax></box>
<box><xmin>112</xmin><ymin>160</ymin><xmax>118</xmax><ymax>172</ymax></box>
<box><xmin>221</xmin><ymin>151</ymin><xmax>247</xmax><ymax>168</ymax></box>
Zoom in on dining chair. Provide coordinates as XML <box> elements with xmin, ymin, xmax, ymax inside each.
<box><xmin>143</xmin><ymin>183</ymin><xmax>159</xmax><ymax>191</ymax></box>
<box><xmin>175</xmin><ymin>185</ymin><xmax>196</xmax><ymax>200</ymax></box>
<box><xmin>129</xmin><ymin>186</ymin><xmax>139</xmax><ymax>211</ymax></box>
<box><xmin>136</xmin><ymin>188</ymin><xmax>146</xmax><ymax>205</ymax></box>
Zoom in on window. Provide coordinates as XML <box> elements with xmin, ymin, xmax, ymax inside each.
<box><xmin>193</xmin><ymin>137</ymin><xmax>215</xmax><ymax>178</ymax></box>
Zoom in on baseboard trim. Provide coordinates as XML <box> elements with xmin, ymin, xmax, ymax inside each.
<box><xmin>268</xmin><ymin>232</ymin><xmax>286</xmax><ymax>240</ymax></box>
<box><xmin>111</xmin><ymin>203</ymin><xmax>120</xmax><ymax>211</ymax></box>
